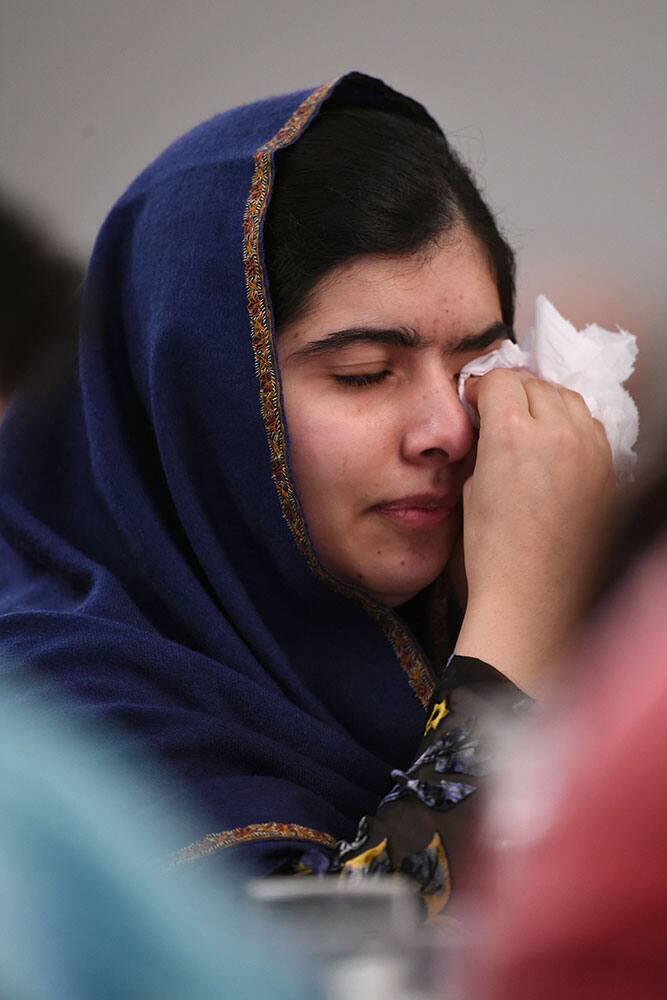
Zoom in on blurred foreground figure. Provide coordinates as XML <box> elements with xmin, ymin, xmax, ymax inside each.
<box><xmin>0</xmin><ymin>197</ymin><xmax>82</xmax><ymax>414</ymax></box>
<box><xmin>0</xmin><ymin>688</ymin><xmax>310</xmax><ymax>1000</ymax></box>
<box><xmin>467</xmin><ymin>470</ymin><xmax>667</xmax><ymax>1000</ymax></box>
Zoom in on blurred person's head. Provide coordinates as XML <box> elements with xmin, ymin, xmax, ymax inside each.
<box><xmin>0</xmin><ymin>679</ymin><xmax>312</xmax><ymax>1000</ymax></box>
<box><xmin>0</xmin><ymin>197</ymin><xmax>83</xmax><ymax>414</ymax></box>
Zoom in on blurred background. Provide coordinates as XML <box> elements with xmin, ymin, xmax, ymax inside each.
<box><xmin>2</xmin><ymin>0</ymin><xmax>665</xmax><ymax>446</ymax></box>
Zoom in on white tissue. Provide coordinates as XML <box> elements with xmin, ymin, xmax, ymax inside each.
<box><xmin>458</xmin><ymin>295</ymin><xmax>639</xmax><ymax>482</ymax></box>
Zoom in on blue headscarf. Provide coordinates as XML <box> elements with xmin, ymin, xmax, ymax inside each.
<box><xmin>0</xmin><ymin>73</ymin><xmax>441</xmax><ymax>872</ymax></box>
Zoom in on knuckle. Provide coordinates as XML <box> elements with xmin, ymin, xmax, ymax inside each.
<box><xmin>551</xmin><ymin>423</ymin><xmax>578</xmax><ymax>452</ymax></box>
<box><xmin>588</xmin><ymin>419</ymin><xmax>612</xmax><ymax>459</ymax></box>
<box><xmin>562</xmin><ymin>386</ymin><xmax>586</xmax><ymax>407</ymax></box>
<box><xmin>490</xmin><ymin>409</ymin><xmax>525</xmax><ymax>448</ymax></box>
<box><xmin>586</xmin><ymin>433</ymin><xmax>614</xmax><ymax>484</ymax></box>
<box><xmin>598</xmin><ymin>434</ymin><xmax>613</xmax><ymax>468</ymax></box>
<box><xmin>485</xmin><ymin>367</ymin><xmax>515</xmax><ymax>386</ymax></box>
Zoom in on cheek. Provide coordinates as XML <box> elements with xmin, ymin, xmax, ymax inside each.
<box><xmin>285</xmin><ymin>397</ymin><xmax>391</xmax><ymax>506</ymax></box>
<box><xmin>289</xmin><ymin>413</ymin><xmax>361</xmax><ymax>490</ymax></box>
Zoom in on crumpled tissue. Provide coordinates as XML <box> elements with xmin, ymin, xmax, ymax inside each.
<box><xmin>458</xmin><ymin>294</ymin><xmax>639</xmax><ymax>482</ymax></box>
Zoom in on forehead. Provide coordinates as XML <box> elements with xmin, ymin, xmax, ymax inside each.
<box><xmin>286</xmin><ymin>230</ymin><xmax>501</xmax><ymax>343</ymax></box>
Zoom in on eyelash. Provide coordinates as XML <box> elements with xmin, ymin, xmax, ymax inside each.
<box><xmin>333</xmin><ymin>368</ymin><xmax>465</xmax><ymax>389</ymax></box>
<box><xmin>333</xmin><ymin>371</ymin><xmax>391</xmax><ymax>388</ymax></box>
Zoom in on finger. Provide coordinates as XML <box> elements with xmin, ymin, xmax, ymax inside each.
<box><xmin>464</xmin><ymin>368</ymin><xmax>532</xmax><ymax>412</ymax></box>
<box><xmin>592</xmin><ymin>416</ymin><xmax>609</xmax><ymax>442</ymax></box>
<box><xmin>549</xmin><ymin>387</ymin><xmax>610</xmax><ymax>455</ymax></box>
<box><xmin>522</xmin><ymin>378</ymin><xmax>570</xmax><ymax>421</ymax></box>
<box><xmin>463</xmin><ymin>375</ymin><xmax>482</xmax><ymax>411</ymax></box>
<box><xmin>556</xmin><ymin>386</ymin><xmax>593</xmax><ymax>424</ymax></box>
<box><xmin>472</xmin><ymin>368</ymin><xmax>533</xmax><ymax>426</ymax></box>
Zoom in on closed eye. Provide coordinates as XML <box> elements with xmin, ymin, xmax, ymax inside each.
<box><xmin>333</xmin><ymin>371</ymin><xmax>391</xmax><ymax>388</ymax></box>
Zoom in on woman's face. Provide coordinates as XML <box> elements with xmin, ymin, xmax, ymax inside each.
<box><xmin>277</xmin><ymin>229</ymin><xmax>508</xmax><ymax>607</ymax></box>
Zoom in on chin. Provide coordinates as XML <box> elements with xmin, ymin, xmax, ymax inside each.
<box><xmin>364</xmin><ymin>561</ymin><xmax>448</xmax><ymax>608</ymax></box>
<box><xmin>322</xmin><ymin>537</ymin><xmax>453</xmax><ymax>608</ymax></box>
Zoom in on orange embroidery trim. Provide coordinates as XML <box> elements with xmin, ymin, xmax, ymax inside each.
<box><xmin>242</xmin><ymin>81</ymin><xmax>434</xmax><ymax>708</ymax></box>
<box><xmin>169</xmin><ymin>821</ymin><xmax>337</xmax><ymax>867</ymax></box>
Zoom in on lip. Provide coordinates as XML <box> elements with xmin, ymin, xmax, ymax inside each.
<box><xmin>373</xmin><ymin>492</ymin><xmax>459</xmax><ymax>529</ymax></box>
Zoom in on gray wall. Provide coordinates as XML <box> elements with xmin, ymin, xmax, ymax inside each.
<box><xmin>2</xmin><ymin>0</ymin><xmax>665</xmax><ymax>441</ymax></box>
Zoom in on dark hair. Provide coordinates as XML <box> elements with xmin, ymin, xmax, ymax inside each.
<box><xmin>0</xmin><ymin>198</ymin><xmax>83</xmax><ymax>398</ymax></box>
<box><xmin>264</xmin><ymin>104</ymin><xmax>515</xmax><ymax>330</ymax></box>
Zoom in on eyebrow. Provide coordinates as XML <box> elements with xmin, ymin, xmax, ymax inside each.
<box><xmin>289</xmin><ymin>320</ymin><xmax>514</xmax><ymax>361</ymax></box>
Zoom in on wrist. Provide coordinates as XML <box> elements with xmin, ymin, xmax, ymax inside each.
<box><xmin>454</xmin><ymin>601</ymin><xmax>566</xmax><ymax>698</ymax></box>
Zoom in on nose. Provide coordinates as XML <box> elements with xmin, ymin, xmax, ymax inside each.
<box><xmin>400</xmin><ymin>377</ymin><xmax>475</xmax><ymax>465</ymax></box>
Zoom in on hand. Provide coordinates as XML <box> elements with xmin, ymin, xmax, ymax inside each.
<box><xmin>454</xmin><ymin>369</ymin><xmax>616</xmax><ymax>696</ymax></box>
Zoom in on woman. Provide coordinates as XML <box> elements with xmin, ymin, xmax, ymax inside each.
<box><xmin>0</xmin><ymin>73</ymin><xmax>613</xmax><ymax>901</ymax></box>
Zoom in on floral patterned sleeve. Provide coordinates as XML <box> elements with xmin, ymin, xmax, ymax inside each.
<box><xmin>291</xmin><ymin>656</ymin><xmax>531</xmax><ymax>920</ymax></box>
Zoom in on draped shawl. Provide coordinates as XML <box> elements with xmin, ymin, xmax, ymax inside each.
<box><xmin>0</xmin><ymin>72</ymin><xmax>444</xmax><ymax>872</ymax></box>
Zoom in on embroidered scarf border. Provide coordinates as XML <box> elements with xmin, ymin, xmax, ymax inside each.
<box><xmin>168</xmin><ymin>822</ymin><xmax>337</xmax><ymax>867</ymax></box>
<box><xmin>242</xmin><ymin>81</ymin><xmax>434</xmax><ymax>709</ymax></box>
